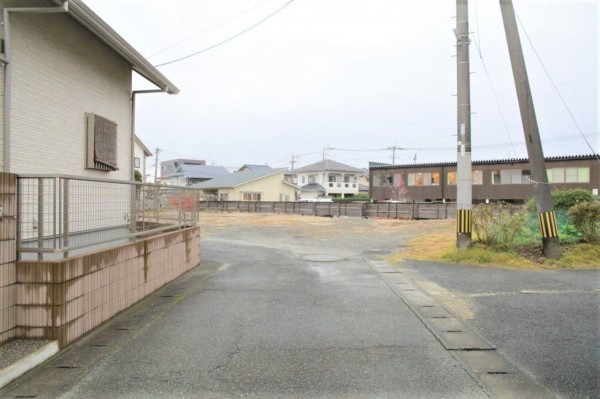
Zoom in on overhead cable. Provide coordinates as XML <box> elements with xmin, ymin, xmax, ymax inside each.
<box><xmin>515</xmin><ymin>12</ymin><xmax>599</xmax><ymax>161</ymax></box>
<box><xmin>155</xmin><ymin>0</ymin><xmax>295</xmax><ymax>67</ymax></box>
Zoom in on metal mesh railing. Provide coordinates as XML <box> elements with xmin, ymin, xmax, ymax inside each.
<box><xmin>17</xmin><ymin>175</ymin><xmax>198</xmax><ymax>260</ymax></box>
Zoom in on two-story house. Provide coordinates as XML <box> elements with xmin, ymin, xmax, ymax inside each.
<box><xmin>294</xmin><ymin>159</ymin><xmax>364</xmax><ymax>199</ymax></box>
<box><xmin>0</xmin><ymin>0</ymin><xmax>178</xmax><ymax>179</ymax></box>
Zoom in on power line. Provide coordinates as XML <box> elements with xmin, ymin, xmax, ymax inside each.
<box><xmin>471</xmin><ymin>36</ymin><xmax>518</xmax><ymax>158</ymax></box>
<box><xmin>147</xmin><ymin>0</ymin><xmax>275</xmax><ymax>58</ymax></box>
<box><xmin>155</xmin><ymin>0</ymin><xmax>295</xmax><ymax>67</ymax></box>
<box><xmin>515</xmin><ymin>12</ymin><xmax>599</xmax><ymax>162</ymax></box>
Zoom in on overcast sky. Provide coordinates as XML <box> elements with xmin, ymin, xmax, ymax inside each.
<box><xmin>83</xmin><ymin>0</ymin><xmax>599</xmax><ymax>174</ymax></box>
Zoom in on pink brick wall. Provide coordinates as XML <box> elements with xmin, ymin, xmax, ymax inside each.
<box><xmin>15</xmin><ymin>226</ymin><xmax>200</xmax><ymax>347</ymax></box>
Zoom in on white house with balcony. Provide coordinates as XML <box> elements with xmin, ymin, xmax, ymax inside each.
<box><xmin>294</xmin><ymin>159</ymin><xmax>363</xmax><ymax>199</ymax></box>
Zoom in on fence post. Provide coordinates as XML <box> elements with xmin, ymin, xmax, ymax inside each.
<box><xmin>37</xmin><ymin>178</ymin><xmax>43</xmax><ymax>260</ymax></box>
<box><xmin>411</xmin><ymin>200</ymin><xmax>415</xmax><ymax>220</ymax></box>
<box><xmin>387</xmin><ymin>202</ymin><xmax>391</xmax><ymax>219</ymax></box>
<box><xmin>62</xmin><ymin>178</ymin><xmax>69</xmax><ymax>258</ymax></box>
<box><xmin>53</xmin><ymin>177</ymin><xmax>58</xmax><ymax>250</ymax></box>
<box><xmin>313</xmin><ymin>202</ymin><xmax>317</xmax><ymax>216</ymax></box>
<box><xmin>130</xmin><ymin>183</ymin><xmax>137</xmax><ymax>235</ymax></box>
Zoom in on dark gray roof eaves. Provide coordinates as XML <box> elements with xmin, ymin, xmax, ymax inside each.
<box><xmin>369</xmin><ymin>154</ymin><xmax>598</xmax><ymax>170</ymax></box>
<box><xmin>192</xmin><ymin>168</ymin><xmax>288</xmax><ymax>189</ymax></box>
<box><xmin>55</xmin><ymin>0</ymin><xmax>179</xmax><ymax>94</ymax></box>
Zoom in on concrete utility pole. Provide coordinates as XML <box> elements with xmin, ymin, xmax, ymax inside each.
<box><xmin>387</xmin><ymin>146</ymin><xmax>404</xmax><ymax>165</ymax></box>
<box><xmin>455</xmin><ymin>0</ymin><xmax>473</xmax><ymax>249</ymax></box>
<box><xmin>290</xmin><ymin>154</ymin><xmax>296</xmax><ymax>171</ymax></box>
<box><xmin>499</xmin><ymin>0</ymin><xmax>560</xmax><ymax>258</ymax></box>
<box><xmin>153</xmin><ymin>147</ymin><xmax>161</xmax><ymax>184</ymax></box>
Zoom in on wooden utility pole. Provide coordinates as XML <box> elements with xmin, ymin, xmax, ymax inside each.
<box><xmin>455</xmin><ymin>0</ymin><xmax>473</xmax><ymax>249</ymax></box>
<box><xmin>499</xmin><ymin>0</ymin><xmax>560</xmax><ymax>258</ymax></box>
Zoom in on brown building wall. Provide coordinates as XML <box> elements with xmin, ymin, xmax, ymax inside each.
<box><xmin>14</xmin><ymin>226</ymin><xmax>200</xmax><ymax>347</ymax></box>
<box><xmin>371</xmin><ymin>157</ymin><xmax>599</xmax><ymax>203</ymax></box>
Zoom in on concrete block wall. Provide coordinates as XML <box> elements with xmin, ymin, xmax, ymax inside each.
<box><xmin>15</xmin><ymin>226</ymin><xmax>200</xmax><ymax>347</ymax></box>
<box><xmin>0</xmin><ymin>173</ymin><xmax>17</xmax><ymax>345</ymax></box>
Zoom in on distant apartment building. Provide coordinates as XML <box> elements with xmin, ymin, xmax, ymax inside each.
<box><xmin>370</xmin><ymin>155</ymin><xmax>599</xmax><ymax>203</ymax></box>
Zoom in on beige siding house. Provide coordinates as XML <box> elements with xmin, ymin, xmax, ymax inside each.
<box><xmin>0</xmin><ymin>1</ymin><xmax>202</xmax><ymax>356</ymax></box>
<box><xmin>0</xmin><ymin>0</ymin><xmax>178</xmax><ymax>178</ymax></box>
<box><xmin>194</xmin><ymin>168</ymin><xmax>298</xmax><ymax>202</ymax></box>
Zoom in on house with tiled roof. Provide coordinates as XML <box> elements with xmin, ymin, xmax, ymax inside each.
<box><xmin>193</xmin><ymin>168</ymin><xmax>297</xmax><ymax>202</ymax></box>
<box><xmin>294</xmin><ymin>159</ymin><xmax>364</xmax><ymax>199</ymax></box>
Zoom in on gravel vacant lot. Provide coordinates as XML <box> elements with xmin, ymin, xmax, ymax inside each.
<box><xmin>199</xmin><ymin>211</ymin><xmax>455</xmax><ymax>257</ymax></box>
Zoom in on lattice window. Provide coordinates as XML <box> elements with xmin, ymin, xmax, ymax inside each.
<box><xmin>86</xmin><ymin>113</ymin><xmax>118</xmax><ymax>171</ymax></box>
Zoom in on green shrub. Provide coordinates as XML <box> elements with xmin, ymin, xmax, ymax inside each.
<box><xmin>519</xmin><ymin>210</ymin><xmax>582</xmax><ymax>244</ymax></box>
<box><xmin>567</xmin><ymin>201</ymin><xmax>600</xmax><ymax>244</ymax></box>
<box><xmin>472</xmin><ymin>203</ymin><xmax>526</xmax><ymax>250</ymax></box>
<box><xmin>524</xmin><ymin>189</ymin><xmax>594</xmax><ymax>212</ymax></box>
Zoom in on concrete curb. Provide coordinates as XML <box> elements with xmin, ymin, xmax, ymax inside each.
<box><xmin>0</xmin><ymin>341</ymin><xmax>60</xmax><ymax>389</ymax></box>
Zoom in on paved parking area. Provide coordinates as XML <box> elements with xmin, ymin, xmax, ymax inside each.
<box><xmin>1</xmin><ymin>213</ymin><xmax>596</xmax><ymax>398</ymax></box>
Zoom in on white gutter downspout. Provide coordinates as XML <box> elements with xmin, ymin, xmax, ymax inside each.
<box><xmin>2</xmin><ymin>3</ymin><xmax>68</xmax><ymax>172</ymax></box>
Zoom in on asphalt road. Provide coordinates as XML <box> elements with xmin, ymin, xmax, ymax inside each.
<box><xmin>1</xmin><ymin>214</ymin><xmax>597</xmax><ymax>398</ymax></box>
<box><xmin>399</xmin><ymin>260</ymin><xmax>599</xmax><ymax>399</ymax></box>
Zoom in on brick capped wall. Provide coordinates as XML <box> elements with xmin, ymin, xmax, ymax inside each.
<box><xmin>15</xmin><ymin>226</ymin><xmax>200</xmax><ymax>347</ymax></box>
<box><xmin>0</xmin><ymin>173</ymin><xmax>17</xmax><ymax>345</ymax></box>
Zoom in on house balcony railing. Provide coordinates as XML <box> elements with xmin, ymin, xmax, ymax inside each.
<box><xmin>17</xmin><ymin>174</ymin><xmax>198</xmax><ymax>260</ymax></box>
<box><xmin>328</xmin><ymin>182</ymin><xmax>357</xmax><ymax>189</ymax></box>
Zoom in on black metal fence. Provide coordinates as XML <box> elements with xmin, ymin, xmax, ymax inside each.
<box><xmin>199</xmin><ymin>201</ymin><xmax>456</xmax><ymax>220</ymax></box>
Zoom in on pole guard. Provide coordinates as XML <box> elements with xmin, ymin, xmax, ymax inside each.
<box><xmin>538</xmin><ymin>211</ymin><xmax>559</xmax><ymax>238</ymax></box>
<box><xmin>457</xmin><ymin>209</ymin><xmax>472</xmax><ymax>234</ymax></box>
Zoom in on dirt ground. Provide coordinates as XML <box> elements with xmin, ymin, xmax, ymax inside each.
<box><xmin>199</xmin><ymin>210</ymin><xmax>455</xmax><ymax>256</ymax></box>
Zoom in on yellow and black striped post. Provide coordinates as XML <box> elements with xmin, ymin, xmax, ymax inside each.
<box><xmin>457</xmin><ymin>209</ymin><xmax>472</xmax><ymax>234</ymax></box>
<box><xmin>538</xmin><ymin>211</ymin><xmax>559</xmax><ymax>239</ymax></box>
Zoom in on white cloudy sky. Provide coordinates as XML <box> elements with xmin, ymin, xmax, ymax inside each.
<box><xmin>83</xmin><ymin>0</ymin><xmax>598</xmax><ymax>173</ymax></box>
